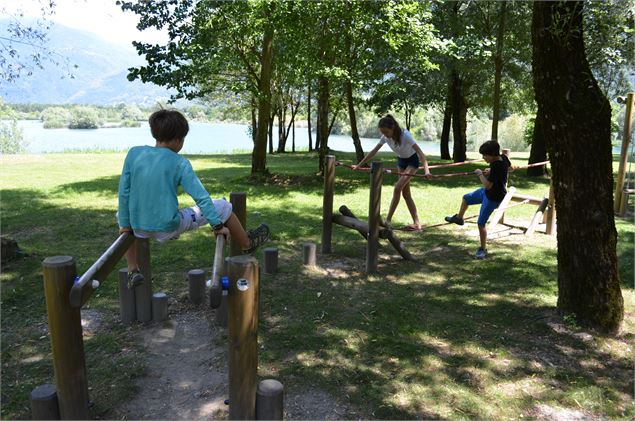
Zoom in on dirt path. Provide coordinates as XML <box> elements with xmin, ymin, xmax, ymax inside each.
<box><xmin>116</xmin><ymin>305</ymin><xmax>228</xmax><ymax>420</ymax></box>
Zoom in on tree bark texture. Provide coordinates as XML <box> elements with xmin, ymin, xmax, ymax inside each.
<box><xmin>307</xmin><ymin>82</ymin><xmax>313</xmax><ymax>151</ymax></box>
<box><xmin>451</xmin><ymin>69</ymin><xmax>467</xmax><ymax>163</ymax></box>
<box><xmin>527</xmin><ymin>108</ymin><xmax>549</xmax><ymax>177</ymax></box>
<box><xmin>251</xmin><ymin>13</ymin><xmax>274</xmax><ymax>174</ymax></box>
<box><xmin>346</xmin><ymin>79</ymin><xmax>365</xmax><ymax>163</ymax></box>
<box><xmin>440</xmin><ymin>95</ymin><xmax>452</xmax><ymax>160</ymax></box>
<box><xmin>491</xmin><ymin>0</ymin><xmax>507</xmax><ymax>141</ymax></box>
<box><xmin>532</xmin><ymin>0</ymin><xmax>623</xmax><ymax>333</ymax></box>
<box><xmin>317</xmin><ymin>75</ymin><xmax>330</xmax><ymax>173</ymax></box>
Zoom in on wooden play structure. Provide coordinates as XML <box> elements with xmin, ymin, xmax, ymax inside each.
<box><xmin>34</xmin><ymin>192</ymin><xmax>283</xmax><ymax>420</ymax></box>
<box><xmin>614</xmin><ymin>92</ymin><xmax>634</xmax><ymax>216</ymax></box>
<box><xmin>488</xmin><ymin>184</ymin><xmax>556</xmax><ymax>236</ymax></box>
<box><xmin>322</xmin><ymin>155</ymin><xmax>415</xmax><ymax>274</ymax></box>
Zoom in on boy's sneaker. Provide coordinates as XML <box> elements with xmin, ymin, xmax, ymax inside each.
<box><xmin>444</xmin><ymin>214</ymin><xmax>464</xmax><ymax>226</ymax></box>
<box><xmin>127</xmin><ymin>269</ymin><xmax>144</xmax><ymax>289</ymax></box>
<box><xmin>244</xmin><ymin>223</ymin><xmax>270</xmax><ymax>254</ymax></box>
<box><xmin>475</xmin><ymin>247</ymin><xmax>487</xmax><ymax>259</ymax></box>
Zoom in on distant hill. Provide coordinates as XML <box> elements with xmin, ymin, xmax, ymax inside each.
<box><xmin>0</xmin><ymin>21</ymin><xmax>175</xmax><ymax>106</ymax></box>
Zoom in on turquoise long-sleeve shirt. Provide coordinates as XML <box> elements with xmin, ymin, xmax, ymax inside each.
<box><xmin>118</xmin><ymin>145</ymin><xmax>222</xmax><ymax>232</ymax></box>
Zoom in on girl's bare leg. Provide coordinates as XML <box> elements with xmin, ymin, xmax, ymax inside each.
<box><xmin>401</xmin><ymin>181</ymin><xmax>420</xmax><ymax>228</ymax></box>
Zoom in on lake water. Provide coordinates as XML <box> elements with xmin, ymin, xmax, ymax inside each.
<box><xmin>16</xmin><ymin>120</ymin><xmax>444</xmax><ymax>155</ymax></box>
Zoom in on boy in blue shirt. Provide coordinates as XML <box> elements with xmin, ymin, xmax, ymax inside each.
<box><xmin>444</xmin><ymin>140</ymin><xmax>511</xmax><ymax>259</ymax></box>
<box><xmin>118</xmin><ymin>109</ymin><xmax>269</xmax><ymax>286</ymax></box>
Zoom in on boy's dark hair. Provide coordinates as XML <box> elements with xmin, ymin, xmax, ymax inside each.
<box><xmin>378</xmin><ymin>114</ymin><xmax>403</xmax><ymax>145</ymax></box>
<box><xmin>478</xmin><ymin>140</ymin><xmax>500</xmax><ymax>156</ymax></box>
<box><xmin>149</xmin><ymin>109</ymin><xmax>189</xmax><ymax>142</ymax></box>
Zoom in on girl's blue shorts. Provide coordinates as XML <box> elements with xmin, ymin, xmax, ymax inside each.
<box><xmin>397</xmin><ymin>153</ymin><xmax>420</xmax><ymax>170</ymax></box>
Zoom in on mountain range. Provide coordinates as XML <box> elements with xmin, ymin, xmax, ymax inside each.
<box><xmin>1</xmin><ymin>21</ymin><xmax>175</xmax><ymax>106</ymax></box>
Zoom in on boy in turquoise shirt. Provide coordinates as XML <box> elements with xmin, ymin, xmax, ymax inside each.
<box><xmin>118</xmin><ymin>109</ymin><xmax>269</xmax><ymax>287</ymax></box>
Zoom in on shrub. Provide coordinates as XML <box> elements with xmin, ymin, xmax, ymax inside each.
<box><xmin>0</xmin><ymin>120</ymin><xmax>29</xmax><ymax>154</ymax></box>
<box><xmin>69</xmin><ymin>106</ymin><xmax>101</xmax><ymax>129</ymax></box>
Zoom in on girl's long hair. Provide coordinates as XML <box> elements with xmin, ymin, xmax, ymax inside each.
<box><xmin>378</xmin><ymin>114</ymin><xmax>402</xmax><ymax>145</ymax></box>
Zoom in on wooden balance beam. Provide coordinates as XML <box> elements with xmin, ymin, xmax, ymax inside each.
<box><xmin>333</xmin><ymin>205</ymin><xmax>415</xmax><ymax>261</ymax></box>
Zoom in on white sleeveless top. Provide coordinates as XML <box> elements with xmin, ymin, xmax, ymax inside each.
<box><xmin>378</xmin><ymin>129</ymin><xmax>417</xmax><ymax>158</ymax></box>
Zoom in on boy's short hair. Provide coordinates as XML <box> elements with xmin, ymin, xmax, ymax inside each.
<box><xmin>479</xmin><ymin>140</ymin><xmax>500</xmax><ymax>156</ymax></box>
<box><xmin>149</xmin><ymin>109</ymin><xmax>189</xmax><ymax>142</ymax></box>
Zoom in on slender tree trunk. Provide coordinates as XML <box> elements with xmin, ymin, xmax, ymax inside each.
<box><xmin>277</xmin><ymin>102</ymin><xmax>287</xmax><ymax>153</ymax></box>
<box><xmin>327</xmin><ymin>104</ymin><xmax>339</xmax><ymax>137</ymax></box>
<box><xmin>251</xmin><ymin>9</ymin><xmax>274</xmax><ymax>174</ymax></box>
<box><xmin>315</xmin><ymin>109</ymin><xmax>321</xmax><ymax>151</ymax></box>
<box><xmin>532</xmin><ymin>0</ymin><xmax>622</xmax><ymax>333</ymax></box>
<box><xmin>307</xmin><ymin>82</ymin><xmax>313</xmax><ymax>151</ymax></box>
<box><xmin>527</xmin><ymin>108</ymin><xmax>548</xmax><ymax>177</ymax></box>
<box><xmin>317</xmin><ymin>75</ymin><xmax>330</xmax><ymax>173</ymax></box>
<box><xmin>440</xmin><ymin>93</ymin><xmax>452</xmax><ymax>160</ymax></box>
<box><xmin>346</xmin><ymin>80</ymin><xmax>365</xmax><ymax>162</ymax></box>
<box><xmin>251</xmin><ymin>96</ymin><xmax>257</xmax><ymax>144</ymax></box>
<box><xmin>292</xmin><ymin>119</ymin><xmax>295</xmax><ymax>153</ymax></box>
<box><xmin>451</xmin><ymin>69</ymin><xmax>467</xmax><ymax>162</ymax></box>
<box><xmin>281</xmin><ymin>100</ymin><xmax>299</xmax><ymax>153</ymax></box>
<box><xmin>491</xmin><ymin>0</ymin><xmax>507</xmax><ymax>141</ymax></box>
<box><xmin>268</xmin><ymin>109</ymin><xmax>274</xmax><ymax>154</ymax></box>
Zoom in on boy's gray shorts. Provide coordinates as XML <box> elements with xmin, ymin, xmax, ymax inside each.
<box><xmin>128</xmin><ymin>199</ymin><xmax>232</xmax><ymax>243</ymax></box>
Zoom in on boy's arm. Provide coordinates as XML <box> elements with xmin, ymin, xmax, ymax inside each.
<box><xmin>180</xmin><ymin>161</ymin><xmax>223</xmax><ymax>226</ymax></box>
<box><xmin>117</xmin><ymin>154</ymin><xmax>132</xmax><ymax>231</ymax></box>
<box><xmin>474</xmin><ymin>169</ymin><xmax>493</xmax><ymax>189</ymax></box>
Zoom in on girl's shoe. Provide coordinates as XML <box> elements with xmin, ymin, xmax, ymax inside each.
<box><xmin>244</xmin><ymin>223</ymin><xmax>270</xmax><ymax>254</ymax></box>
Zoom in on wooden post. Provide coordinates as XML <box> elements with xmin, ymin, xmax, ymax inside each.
<box><xmin>188</xmin><ymin>269</ymin><xmax>206</xmax><ymax>304</ymax></box>
<box><xmin>303</xmin><ymin>242</ymin><xmax>317</xmax><ymax>267</ymax></box>
<box><xmin>230</xmin><ymin>192</ymin><xmax>247</xmax><ymax>256</ymax></box>
<box><xmin>525</xmin><ymin>197</ymin><xmax>550</xmax><ymax>236</ymax></box>
<box><xmin>367</xmin><ymin>161</ymin><xmax>382</xmax><ymax>273</ymax></box>
<box><xmin>117</xmin><ymin>268</ymin><xmax>136</xmax><ymax>325</ymax></box>
<box><xmin>488</xmin><ymin>187</ymin><xmax>517</xmax><ymax>229</ymax></box>
<box><xmin>42</xmin><ymin>256</ymin><xmax>89</xmax><ymax>420</ymax></box>
<box><xmin>256</xmin><ymin>379</ymin><xmax>284</xmax><ymax>420</ymax></box>
<box><xmin>30</xmin><ymin>384</ymin><xmax>60</xmax><ymax>420</ymax></box>
<box><xmin>134</xmin><ymin>238</ymin><xmax>153</xmax><ymax>322</ymax></box>
<box><xmin>263</xmin><ymin>248</ymin><xmax>278</xmax><ymax>274</ymax></box>
<box><xmin>227</xmin><ymin>255</ymin><xmax>260</xmax><ymax>420</ymax></box>
<box><xmin>152</xmin><ymin>292</ymin><xmax>168</xmax><ymax>322</ymax></box>
<box><xmin>615</xmin><ymin>92</ymin><xmax>634</xmax><ymax>214</ymax></box>
<box><xmin>322</xmin><ymin>155</ymin><xmax>335</xmax><ymax>254</ymax></box>
<box><xmin>545</xmin><ymin>180</ymin><xmax>556</xmax><ymax>235</ymax></box>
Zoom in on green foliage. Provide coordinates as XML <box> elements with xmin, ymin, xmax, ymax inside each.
<box><xmin>0</xmin><ymin>100</ymin><xmax>29</xmax><ymax>153</ymax></box>
<box><xmin>41</xmin><ymin>106</ymin><xmax>71</xmax><ymax>128</ymax></box>
<box><xmin>69</xmin><ymin>106</ymin><xmax>101</xmax><ymax>129</ymax></box>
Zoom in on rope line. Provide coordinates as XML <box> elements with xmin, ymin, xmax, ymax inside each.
<box><xmin>335</xmin><ymin>160</ymin><xmax>550</xmax><ymax>179</ymax></box>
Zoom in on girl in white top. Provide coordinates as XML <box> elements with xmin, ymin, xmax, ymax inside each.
<box><xmin>352</xmin><ymin>115</ymin><xmax>430</xmax><ymax>231</ymax></box>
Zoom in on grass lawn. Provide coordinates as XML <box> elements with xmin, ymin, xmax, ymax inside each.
<box><xmin>1</xmin><ymin>150</ymin><xmax>633</xmax><ymax>420</ymax></box>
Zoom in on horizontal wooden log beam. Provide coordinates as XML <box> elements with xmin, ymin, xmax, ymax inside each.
<box><xmin>510</xmin><ymin>193</ymin><xmax>542</xmax><ymax>205</ymax></box>
<box><xmin>69</xmin><ymin>232</ymin><xmax>134</xmax><ymax>308</ymax></box>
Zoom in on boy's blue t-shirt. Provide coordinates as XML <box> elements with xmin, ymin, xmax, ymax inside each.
<box><xmin>118</xmin><ymin>145</ymin><xmax>222</xmax><ymax>232</ymax></box>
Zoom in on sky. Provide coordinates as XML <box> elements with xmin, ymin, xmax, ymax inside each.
<box><xmin>4</xmin><ymin>0</ymin><xmax>167</xmax><ymax>47</ymax></box>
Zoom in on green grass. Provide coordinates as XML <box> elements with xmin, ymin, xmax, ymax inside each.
<box><xmin>1</xmin><ymin>151</ymin><xmax>633</xmax><ymax>419</ymax></box>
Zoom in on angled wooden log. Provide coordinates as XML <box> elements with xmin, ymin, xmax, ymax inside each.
<box><xmin>525</xmin><ymin>197</ymin><xmax>550</xmax><ymax>237</ymax></box>
<box><xmin>488</xmin><ymin>187</ymin><xmax>517</xmax><ymax>229</ymax></box>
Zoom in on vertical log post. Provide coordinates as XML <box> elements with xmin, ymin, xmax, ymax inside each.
<box><xmin>134</xmin><ymin>238</ymin><xmax>153</xmax><ymax>322</ymax></box>
<box><xmin>230</xmin><ymin>192</ymin><xmax>247</xmax><ymax>257</ymax></box>
<box><xmin>256</xmin><ymin>379</ymin><xmax>284</xmax><ymax>420</ymax></box>
<box><xmin>152</xmin><ymin>292</ymin><xmax>168</xmax><ymax>322</ymax></box>
<box><xmin>545</xmin><ymin>180</ymin><xmax>556</xmax><ymax>235</ymax></box>
<box><xmin>188</xmin><ymin>269</ymin><xmax>206</xmax><ymax>304</ymax></box>
<box><xmin>30</xmin><ymin>384</ymin><xmax>60</xmax><ymax>420</ymax></box>
<box><xmin>367</xmin><ymin>161</ymin><xmax>382</xmax><ymax>273</ymax></box>
<box><xmin>322</xmin><ymin>155</ymin><xmax>335</xmax><ymax>254</ymax></box>
<box><xmin>263</xmin><ymin>248</ymin><xmax>278</xmax><ymax>274</ymax></box>
<box><xmin>42</xmin><ymin>256</ymin><xmax>89</xmax><ymax>420</ymax></box>
<box><xmin>615</xmin><ymin>92</ymin><xmax>634</xmax><ymax>214</ymax></box>
<box><xmin>117</xmin><ymin>268</ymin><xmax>136</xmax><ymax>325</ymax></box>
<box><xmin>303</xmin><ymin>242</ymin><xmax>317</xmax><ymax>267</ymax></box>
<box><xmin>227</xmin><ymin>255</ymin><xmax>260</xmax><ymax>420</ymax></box>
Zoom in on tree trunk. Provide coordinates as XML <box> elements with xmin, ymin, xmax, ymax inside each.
<box><xmin>451</xmin><ymin>69</ymin><xmax>467</xmax><ymax>163</ymax></box>
<box><xmin>307</xmin><ymin>82</ymin><xmax>313</xmax><ymax>151</ymax></box>
<box><xmin>251</xmin><ymin>10</ymin><xmax>274</xmax><ymax>174</ymax></box>
<box><xmin>292</xmin><ymin>119</ymin><xmax>295</xmax><ymax>153</ymax></box>
<box><xmin>490</xmin><ymin>0</ymin><xmax>507</xmax><ymax>141</ymax></box>
<box><xmin>532</xmin><ymin>0</ymin><xmax>623</xmax><ymax>333</ymax></box>
<box><xmin>527</xmin><ymin>108</ymin><xmax>548</xmax><ymax>177</ymax></box>
<box><xmin>268</xmin><ymin>109</ymin><xmax>274</xmax><ymax>154</ymax></box>
<box><xmin>346</xmin><ymin>79</ymin><xmax>365</xmax><ymax>163</ymax></box>
<box><xmin>251</xmin><ymin>96</ymin><xmax>257</xmax><ymax>144</ymax></box>
<box><xmin>315</xmin><ymin>106</ymin><xmax>321</xmax><ymax>152</ymax></box>
<box><xmin>440</xmin><ymin>94</ymin><xmax>452</xmax><ymax>160</ymax></box>
<box><xmin>277</xmin><ymin>102</ymin><xmax>287</xmax><ymax>153</ymax></box>
<box><xmin>317</xmin><ymin>75</ymin><xmax>330</xmax><ymax>173</ymax></box>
